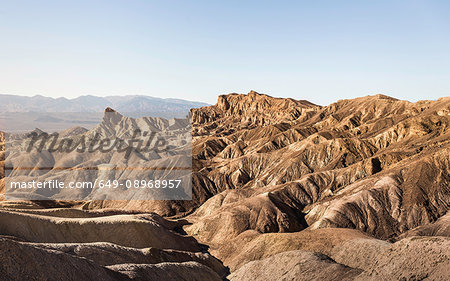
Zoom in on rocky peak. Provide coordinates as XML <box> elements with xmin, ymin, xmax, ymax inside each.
<box><xmin>104</xmin><ymin>107</ymin><xmax>117</xmax><ymax>113</ymax></box>
<box><xmin>102</xmin><ymin>107</ymin><xmax>123</xmax><ymax>125</ymax></box>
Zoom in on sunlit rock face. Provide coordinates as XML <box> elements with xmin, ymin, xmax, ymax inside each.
<box><xmin>188</xmin><ymin>92</ymin><xmax>449</xmax><ymax>242</ymax></box>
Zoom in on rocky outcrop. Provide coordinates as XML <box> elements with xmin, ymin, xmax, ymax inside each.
<box><xmin>353</xmin><ymin>236</ymin><xmax>450</xmax><ymax>280</ymax></box>
<box><xmin>0</xmin><ymin>209</ymin><xmax>199</xmax><ymax>250</ymax></box>
<box><xmin>192</xmin><ymin>91</ymin><xmax>320</xmax><ymax>135</ymax></box>
<box><xmin>0</xmin><ymin>238</ymin><xmax>223</xmax><ymax>281</ymax></box>
<box><xmin>209</xmin><ymin>228</ymin><xmax>373</xmax><ymax>271</ymax></box>
<box><xmin>228</xmin><ymin>250</ymin><xmax>362</xmax><ymax>281</ymax></box>
<box><xmin>0</xmin><ymin>238</ymin><xmax>124</xmax><ymax>281</ymax></box>
<box><xmin>227</xmin><ymin>234</ymin><xmax>450</xmax><ymax>281</ymax></box>
<box><xmin>396</xmin><ymin>211</ymin><xmax>450</xmax><ymax>240</ymax></box>
<box><xmin>31</xmin><ymin>242</ymin><xmax>227</xmax><ymax>276</ymax></box>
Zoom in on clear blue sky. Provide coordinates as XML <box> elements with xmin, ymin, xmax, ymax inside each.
<box><xmin>0</xmin><ymin>0</ymin><xmax>449</xmax><ymax>105</ymax></box>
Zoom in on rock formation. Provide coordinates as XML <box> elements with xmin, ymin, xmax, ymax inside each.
<box><xmin>0</xmin><ymin>91</ymin><xmax>449</xmax><ymax>280</ymax></box>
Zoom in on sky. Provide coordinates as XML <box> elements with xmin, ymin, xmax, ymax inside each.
<box><xmin>0</xmin><ymin>0</ymin><xmax>449</xmax><ymax>105</ymax></box>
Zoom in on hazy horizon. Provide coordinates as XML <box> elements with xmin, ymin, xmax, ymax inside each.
<box><xmin>0</xmin><ymin>91</ymin><xmax>448</xmax><ymax>107</ymax></box>
<box><xmin>0</xmin><ymin>92</ymin><xmax>211</xmax><ymax>104</ymax></box>
<box><xmin>1</xmin><ymin>0</ymin><xmax>450</xmax><ymax>105</ymax></box>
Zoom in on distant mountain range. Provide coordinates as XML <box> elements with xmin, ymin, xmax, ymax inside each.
<box><xmin>0</xmin><ymin>94</ymin><xmax>209</xmax><ymax>115</ymax></box>
<box><xmin>0</xmin><ymin>94</ymin><xmax>209</xmax><ymax>132</ymax></box>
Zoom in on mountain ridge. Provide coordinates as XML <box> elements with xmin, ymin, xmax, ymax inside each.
<box><xmin>0</xmin><ymin>94</ymin><xmax>209</xmax><ymax>113</ymax></box>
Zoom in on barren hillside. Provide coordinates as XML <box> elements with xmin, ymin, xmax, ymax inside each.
<box><xmin>0</xmin><ymin>91</ymin><xmax>449</xmax><ymax>280</ymax></box>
